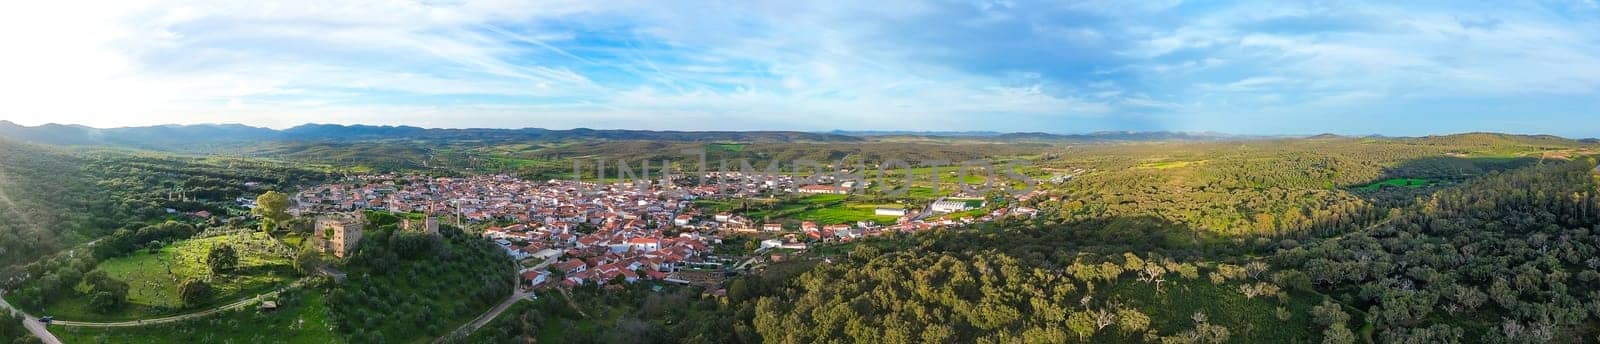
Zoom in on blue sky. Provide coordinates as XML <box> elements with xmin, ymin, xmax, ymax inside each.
<box><xmin>1</xmin><ymin>0</ymin><xmax>1598</xmax><ymax>137</ymax></box>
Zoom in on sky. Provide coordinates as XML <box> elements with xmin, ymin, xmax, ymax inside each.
<box><xmin>1</xmin><ymin>1</ymin><xmax>1598</xmax><ymax>137</ymax></box>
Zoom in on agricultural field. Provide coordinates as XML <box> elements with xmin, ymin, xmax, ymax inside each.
<box><xmin>495</xmin><ymin>283</ymin><xmax>730</xmax><ymax>343</ymax></box>
<box><xmin>872</xmin><ymin>165</ymin><xmax>1033</xmax><ymax>194</ymax></box>
<box><xmin>43</xmin><ymin>231</ymin><xmax>297</xmax><ymax>321</ymax></box>
<box><xmin>462</xmin><ymin>297</ymin><xmax>561</xmax><ymax>344</ymax></box>
<box><xmin>707</xmin><ymin>142</ymin><xmax>747</xmax><ymax>152</ymax></box>
<box><xmin>1353</xmin><ymin>177</ymin><xmax>1440</xmax><ymax>191</ymax></box>
<box><xmin>701</xmin><ymin>194</ymin><xmax>902</xmax><ymax>225</ymax></box>
<box><xmin>1137</xmin><ymin>159</ymin><xmax>1206</xmax><ymax>169</ymax></box>
<box><xmin>1101</xmin><ymin>278</ymin><xmax>1325</xmax><ymax>343</ymax></box>
<box><xmin>54</xmin><ymin>288</ymin><xmax>339</xmax><ymax>344</ymax></box>
<box><xmin>790</xmin><ymin>202</ymin><xmax>902</xmax><ymax>225</ymax></box>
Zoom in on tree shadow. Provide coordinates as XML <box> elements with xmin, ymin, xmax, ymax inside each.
<box><xmin>1350</xmin><ymin>156</ymin><xmax>1539</xmax><ymax>209</ymax></box>
<box><xmin>912</xmin><ymin>215</ymin><xmax>1254</xmax><ymax>268</ymax></box>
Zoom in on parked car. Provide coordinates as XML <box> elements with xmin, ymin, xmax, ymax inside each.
<box><xmin>38</xmin><ymin>316</ymin><xmax>52</xmax><ymax>324</ymax></box>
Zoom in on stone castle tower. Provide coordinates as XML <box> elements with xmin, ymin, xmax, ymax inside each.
<box><xmin>402</xmin><ymin>216</ymin><xmax>440</xmax><ymax>235</ymax></box>
<box><xmin>315</xmin><ymin>216</ymin><xmax>364</xmax><ymax>258</ymax></box>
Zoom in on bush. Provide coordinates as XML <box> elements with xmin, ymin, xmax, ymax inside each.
<box><xmin>179</xmin><ymin>279</ymin><xmax>214</xmax><ymax>307</ymax></box>
<box><xmin>89</xmin><ymin>291</ymin><xmax>124</xmax><ymax>313</ymax></box>
<box><xmin>207</xmin><ymin>244</ymin><xmax>238</xmax><ymax>275</ymax></box>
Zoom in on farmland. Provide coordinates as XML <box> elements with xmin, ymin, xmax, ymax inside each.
<box><xmin>42</xmin><ymin>231</ymin><xmax>297</xmax><ymax>321</ymax></box>
<box><xmin>698</xmin><ymin>194</ymin><xmax>902</xmax><ymax>225</ymax></box>
<box><xmin>1353</xmin><ymin>177</ymin><xmax>1440</xmax><ymax>191</ymax></box>
<box><xmin>54</xmin><ymin>289</ymin><xmax>338</xmax><ymax>344</ymax></box>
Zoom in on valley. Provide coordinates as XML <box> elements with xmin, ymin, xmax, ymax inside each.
<box><xmin>0</xmin><ymin>128</ymin><xmax>1598</xmax><ymax>344</ymax></box>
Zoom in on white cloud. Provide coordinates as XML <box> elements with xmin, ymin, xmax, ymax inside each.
<box><xmin>0</xmin><ymin>0</ymin><xmax>1595</xmax><ymax>136</ymax></box>
<box><xmin>0</xmin><ymin>0</ymin><xmax>1122</xmax><ymax>130</ymax></box>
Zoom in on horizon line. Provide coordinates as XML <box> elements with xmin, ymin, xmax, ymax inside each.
<box><xmin>0</xmin><ymin>119</ymin><xmax>1594</xmax><ymax>140</ymax></box>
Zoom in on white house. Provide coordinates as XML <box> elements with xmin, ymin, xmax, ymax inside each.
<box><xmin>503</xmin><ymin>245</ymin><xmax>531</xmax><ymax>259</ymax></box>
<box><xmin>798</xmin><ymin>185</ymin><xmax>848</xmax><ymax>194</ymax></box>
<box><xmin>931</xmin><ymin>199</ymin><xmax>974</xmax><ymax>213</ymax></box>
<box><xmin>874</xmin><ymin>207</ymin><xmax>907</xmax><ymax>216</ymax></box>
<box><xmin>759</xmin><ymin>239</ymin><xmax>784</xmax><ymax>250</ymax></box>
<box><xmin>627</xmin><ymin>237</ymin><xmax>661</xmax><ymax>251</ymax></box>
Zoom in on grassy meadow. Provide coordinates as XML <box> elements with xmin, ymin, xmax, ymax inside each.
<box><xmin>1102</xmin><ymin>278</ymin><xmax>1324</xmax><ymax>343</ymax></box>
<box><xmin>43</xmin><ymin>231</ymin><xmax>297</xmax><ymax>321</ymax></box>
<box><xmin>54</xmin><ymin>289</ymin><xmax>339</xmax><ymax>344</ymax></box>
<box><xmin>698</xmin><ymin>194</ymin><xmax>903</xmax><ymax>225</ymax></box>
<box><xmin>1354</xmin><ymin>177</ymin><xmax>1440</xmax><ymax>191</ymax></box>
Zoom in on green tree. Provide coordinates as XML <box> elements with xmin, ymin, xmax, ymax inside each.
<box><xmin>1067</xmin><ymin>311</ymin><xmax>1097</xmax><ymax>340</ymax></box>
<box><xmin>849</xmin><ymin>244</ymin><xmax>882</xmax><ymax>262</ymax></box>
<box><xmin>1322</xmin><ymin>324</ymin><xmax>1355</xmax><ymax>344</ymax></box>
<box><xmin>82</xmin><ymin>270</ymin><xmax>129</xmax><ymax>314</ymax></box>
<box><xmin>1311</xmin><ymin>299</ymin><xmax>1349</xmax><ymax>327</ymax></box>
<box><xmin>252</xmin><ymin>190</ymin><xmax>291</xmax><ymax>233</ymax></box>
<box><xmin>179</xmin><ymin>279</ymin><xmax>213</xmax><ymax>307</ymax></box>
<box><xmin>207</xmin><ymin>244</ymin><xmax>239</xmax><ymax>275</ymax></box>
<box><xmin>1373</xmin><ymin>290</ymin><xmax>1435</xmax><ymax>327</ymax></box>
<box><xmin>88</xmin><ymin>291</ymin><xmax>123</xmax><ymax>313</ymax></box>
<box><xmin>295</xmin><ymin>250</ymin><xmax>323</xmax><ymax>275</ymax></box>
<box><xmin>1117</xmin><ymin>308</ymin><xmax>1151</xmax><ymax>334</ymax></box>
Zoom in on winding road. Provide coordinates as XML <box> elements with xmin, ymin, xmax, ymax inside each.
<box><xmin>51</xmin><ymin>278</ymin><xmax>310</xmax><ymax>328</ymax></box>
<box><xmin>0</xmin><ymin>292</ymin><xmax>63</xmax><ymax>344</ymax></box>
<box><xmin>9</xmin><ymin>249</ymin><xmax>532</xmax><ymax>344</ymax></box>
<box><xmin>435</xmin><ymin>289</ymin><xmax>533</xmax><ymax>343</ymax></box>
<box><xmin>432</xmin><ymin>256</ymin><xmax>537</xmax><ymax>343</ymax></box>
<box><xmin>0</xmin><ymin>277</ymin><xmax>311</xmax><ymax>344</ymax></box>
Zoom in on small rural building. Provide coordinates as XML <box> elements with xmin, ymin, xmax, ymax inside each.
<box><xmin>931</xmin><ymin>199</ymin><xmax>976</xmax><ymax>213</ymax></box>
<box><xmin>874</xmin><ymin>207</ymin><xmax>907</xmax><ymax>216</ymax></box>
<box><xmin>798</xmin><ymin>185</ymin><xmax>848</xmax><ymax>194</ymax></box>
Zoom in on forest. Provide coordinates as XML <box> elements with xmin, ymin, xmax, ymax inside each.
<box><xmin>435</xmin><ymin>134</ymin><xmax>1600</xmax><ymax>344</ymax></box>
<box><xmin>1280</xmin><ymin>158</ymin><xmax>1600</xmax><ymax>342</ymax></box>
<box><xmin>3</xmin><ymin>132</ymin><xmax>1599</xmax><ymax>343</ymax></box>
<box><xmin>653</xmin><ymin>155</ymin><xmax>1595</xmax><ymax>344</ymax></box>
<box><xmin>0</xmin><ymin>311</ymin><xmax>28</xmax><ymax>344</ymax></box>
<box><xmin>1028</xmin><ymin>134</ymin><xmax>1578</xmax><ymax>237</ymax></box>
<box><xmin>323</xmin><ymin>216</ymin><xmax>516</xmax><ymax>343</ymax></box>
<box><xmin>0</xmin><ymin>138</ymin><xmax>329</xmax><ymax>272</ymax></box>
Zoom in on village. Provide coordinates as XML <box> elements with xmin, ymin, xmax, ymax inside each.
<box><xmin>291</xmin><ymin>172</ymin><xmax>1044</xmax><ymax>293</ymax></box>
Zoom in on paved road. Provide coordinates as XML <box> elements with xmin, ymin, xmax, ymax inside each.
<box><xmin>0</xmin><ymin>238</ymin><xmax>115</xmax><ymax>344</ymax></box>
<box><xmin>524</xmin><ymin>256</ymin><xmax>558</xmax><ymax>273</ymax></box>
<box><xmin>556</xmin><ymin>288</ymin><xmax>589</xmax><ymax>318</ymax></box>
<box><xmin>433</xmin><ymin>257</ymin><xmax>528</xmax><ymax>343</ymax></box>
<box><xmin>49</xmin><ymin>278</ymin><xmax>309</xmax><ymax>328</ymax></box>
<box><xmin>0</xmin><ymin>292</ymin><xmax>63</xmax><ymax>344</ymax></box>
<box><xmin>436</xmin><ymin>289</ymin><xmax>531</xmax><ymax>343</ymax></box>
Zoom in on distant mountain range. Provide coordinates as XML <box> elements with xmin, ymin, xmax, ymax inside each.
<box><xmin>0</xmin><ymin>121</ymin><xmax>1592</xmax><ymax>150</ymax></box>
<box><xmin>990</xmin><ymin>131</ymin><xmax>1274</xmax><ymax>142</ymax></box>
<box><xmin>828</xmin><ymin>130</ymin><xmax>1270</xmax><ymax>141</ymax></box>
<box><xmin>0</xmin><ymin>121</ymin><xmax>865</xmax><ymax>149</ymax></box>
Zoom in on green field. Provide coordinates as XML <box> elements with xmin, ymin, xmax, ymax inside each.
<box><xmin>489</xmin><ymin>156</ymin><xmax>548</xmax><ymax>169</ymax></box>
<box><xmin>44</xmin><ymin>232</ymin><xmax>297</xmax><ymax>321</ymax></box>
<box><xmin>1137</xmin><ymin>159</ymin><xmax>1205</xmax><ymax>169</ymax></box>
<box><xmin>874</xmin><ymin>165</ymin><xmax>1018</xmax><ymax>193</ymax></box>
<box><xmin>702</xmin><ymin>194</ymin><xmax>902</xmax><ymax>225</ymax></box>
<box><xmin>791</xmin><ymin>203</ymin><xmax>902</xmax><ymax>225</ymax></box>
<box><xmin>1102</xmin><ymin>278</ymin><xmax>1322</xmax><ymax>343</ymax></box>
<box><xmin>1355</xmin><ymin>177</ymin><xmax>1439</xmax><ymax>191</ymax></box>
<box><xmin>707</xmin><ymin>143</ymin><xmax>747</xmax><ymax>152</ymax></box>
<box><xmin>54</xmin><ymin>288</ymin><xmax>339</xmax><ymax>344</ymax></box>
